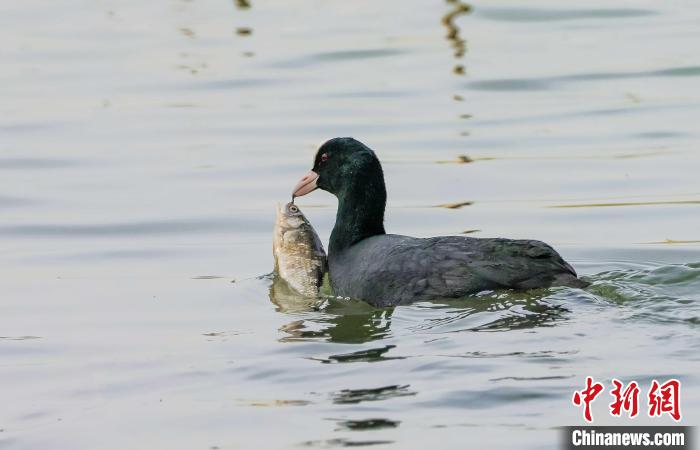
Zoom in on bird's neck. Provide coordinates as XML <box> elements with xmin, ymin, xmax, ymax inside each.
<box><xmin>329</xmin><ymin>174</ymin><xmax>386</xmax><ymax>255</ymax></box>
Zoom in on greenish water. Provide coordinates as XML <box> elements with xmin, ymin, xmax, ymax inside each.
<box><xmin>1</xmin><ymin>0</ymin><xmax>698</xmax><ymax>449</ymax></box>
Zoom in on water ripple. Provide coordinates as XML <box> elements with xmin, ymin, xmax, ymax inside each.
<box><xmin>468</xmin><ymin>66</ymin><xmax>700</xmax><ymax>91</ymax></box>
<box><xmin>334</xmin><ymin>418</ymin><xmax>401</xmax><ymax>431</ymax></box>
<box><xmin>332</xmin><ymin>385</ymin><xmax>416</xmax><ymax>405</ymax></box>
<box><xmin>270</xmin><ymin>48</ymin><xmax>407</xmax><ymax>69</ymax></box>
<box><xmin>588</xmin><ymin>263</ymin><xmax>700</xmax><ymax>325</ymax></box>
<box><xmin>312</xmin><ymin>345</ymin><xmax>405</xmax><ymax>364</ymax></box>
<box><xmin>420</xmin><ymin>386</ymin><xmax>560</xmax><ymax>409</ymax></box>
<box><xmin>0</xmin><ymin>158</ymin><xmax>77</xmax><ymax>169</ymax></box>
<box><xmin>476</xmin><ymin>7</ymin><xmax>656</xmax><ymax>22</ymax></box>
<box><xmin>0</xmin><ymin>195</ymin><xmax>38</xmax><ymax>208</ymax></box>
<box><xmin>0</xmin><ymin>217</ymin><xmax>267</xmax><ymax>237</ymax></box>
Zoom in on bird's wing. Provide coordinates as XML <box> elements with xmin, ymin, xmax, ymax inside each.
<box><xmin>369</xmin><ymin>236</ymin><xmax>576</xmax><ymax>301</ymax></box>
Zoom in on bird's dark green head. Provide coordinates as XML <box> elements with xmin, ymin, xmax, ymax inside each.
<box><xmin>311</xmin><ymin>137</ymin><xmax>383</xmax><ymax>197</ymax></box>
<box><xmin>291</xmin><ymin>137</ymin><xmax>387</xmax><ymax>252</ymax></box>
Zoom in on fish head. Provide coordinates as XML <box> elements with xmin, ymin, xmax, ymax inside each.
<box><xmin>275</xmin><ymin>201</ymin><xmax>308</xmax><ymax>232</ymax></box>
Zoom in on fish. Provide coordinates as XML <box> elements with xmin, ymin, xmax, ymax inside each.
<box><xmin>273</xmin><ymin>202</ymin><xmax>327</xmax><ymax>297</ymax></box>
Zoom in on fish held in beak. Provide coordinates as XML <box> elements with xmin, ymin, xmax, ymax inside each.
<box><xmin>272</xmin><ymin>201</ymin><xmax>327</xmax><ymax>297</ymax></box>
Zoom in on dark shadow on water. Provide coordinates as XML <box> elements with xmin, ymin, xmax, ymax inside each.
<box><xmin>311</xmin><ymin>345</ymin><xmax>405</xmax><ymax>364</ymax></box>
<box><xmin>453</xmin><ymin>349</ymin><xmax>578</xmax><ymax>359</ymax></box>
<box><xmin>490</xmin><ymin>375</ymin><xmax>575</xmax><ymax>382</ymax></box>
<box><xmin>332</xmin><ymin>385</ymin><xmax>416</xmax><ymax>405</ymax></box>
<box><xmin>300</xmin><ymin>438</ymin><xmax>394</xmax><ymax>448</ymax></box>
<box><xmin>333</xmin><ymin>418</ymin><xmax>401</xmax><ymax>431</ymax></box>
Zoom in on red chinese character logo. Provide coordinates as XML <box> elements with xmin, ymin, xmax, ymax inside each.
<box><xmin>573</xmin><ymin>376</ymin><xmax>604</xmax><ymax>422</ymax></box>
<box><xmin>609</xmin><ymin>379</ymin><xmax>640</xmax><ymax>418</ymax></box>
<box><xmin>648</xmin><ymin>379</ymin><xmax>681</xmax><ymax>421</ymax></box>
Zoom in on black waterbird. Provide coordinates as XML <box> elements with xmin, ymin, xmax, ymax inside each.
<box><xmin>292</xmin><ymin>137</ymin><xmax>587</xmax><ymax>307</ymax></box>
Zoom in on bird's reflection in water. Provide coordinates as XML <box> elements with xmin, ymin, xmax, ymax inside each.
<box><xmin>269</xmin><ymin>276</ymin><xmax>394</xmax><ymax>344</ymax></box>
<box><xmin>268</xmin><ymin>274</ymin><xmax>321</xmax><ymax>313</ymax></box>
<box><xmin>313</xmin><ymin>344</ymin><xmax>403</xmax><ymax>364</ymax></box>
<box><xmin>270</xmin><ymin>277</ymin><xmax>573</xmax><ymax>343</ymax></box>
<box><xmin>409</xmin><ymin>289</ymin><xmax>573</xmax><ymax>333</ymax></box>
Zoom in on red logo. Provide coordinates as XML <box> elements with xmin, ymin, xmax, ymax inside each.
<box><xmin>572</xmin><ymin>376</ymin><xmax>604</xmax><ymax>423</ymax></box>
<box><xmin>572</xmin><ymin>378</ymin><xmax>682</xmax><ymax>422</ymax></box>
<box><xmin>609</xmin><ymin>379</ymin><xmax>640</xmax><ymax>418</ymax></box>
<box><xmin>648</xmin><ymin>379</ymin><xmax>681</xmax><ymax>422</ymax></box>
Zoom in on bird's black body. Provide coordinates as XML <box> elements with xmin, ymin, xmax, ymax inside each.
<box><xmin>298</xmin><ymin>137</ymin><xmax>586</xmax><ymax>307</ymax></box>
<box><xmin>330</xmin><ymin>234</ymin><xmax>584</xmax><ymax>307</ymax></box>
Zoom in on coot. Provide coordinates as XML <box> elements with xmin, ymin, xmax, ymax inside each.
<box><xmin>292</xmin><ymin>137</ymin><xmax>586</xmax><ymax>307</ymax></box>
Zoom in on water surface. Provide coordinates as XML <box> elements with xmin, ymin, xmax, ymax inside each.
<box><xmin>1</xmin><ymin>0</ymin><xmax>699</xmax><ymax>448</ymax></box>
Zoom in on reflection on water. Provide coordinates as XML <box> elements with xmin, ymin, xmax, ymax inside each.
<box><xmin>335</xmin><ymin>418</ymin><xmax>401</xmax><ymax>431</ymax></box>
<box><xmin>269</xmin><ymin>261</ymin><xmax>700</xmax><ymax>353</ymax></box>
<box><xmin>270</xmin><ymin>275</ymin><xmax>395</xmax><ymax>344</ymax></box>
<box><xmin>269</xmin><ymin>274</ymin><xmax>324</xmax><ymax>313</ymax></box>
<box><xmin>442</xmin><ymin>0</ymin><xmax>471</xmax><ymax>75</ymax></box>
<box><xmin>310</xmin><ymin>345</ymin><xmax>403</xmax><ymax>364</ymax></box>
<box><xmin>301</xmin><ymin>438</ymin><xmax>395</xmax><ymax>448</ymax></box>
<box><xmin>434</xmin><ymin>200</ymin><xmax>473</xmax><ymax>209</ymax></box>
<box><xmin>413</xmin><ymin>296</ymin><xmax>571</xmax><ymax>333</ymax></box>
<box><xmin>332</xmin><ymin>385</ymin><xmax>416</xmax><ymax>405</ymax></box>
<box><xmin>285</xmin><ymin>307</ymin><xmax>393</xmax><ymax>343</ymax></box>
<box><xmin>276</xmin><ymin>306</ymin><xmax>394</xmax><ymax>344</ymax></box>
<box><xmin>178</xmin><ymin>27</ymin><xmax>195</xmax><ymax>39</ymax></box>
<box><xmin>271</xmin><ymin>277</ymin><xmax>573</xmax><ymax>340</ymax></box>
<box><xmin>644</xmin><ymin>239</ymin><xmax>700</xmax><ymax>245</ymax></box>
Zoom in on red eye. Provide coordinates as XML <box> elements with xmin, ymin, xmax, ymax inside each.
<box><xmin>321</xmin><ymin>153</ymin><xmax>328</xmax><ymax>163</ymax></box>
